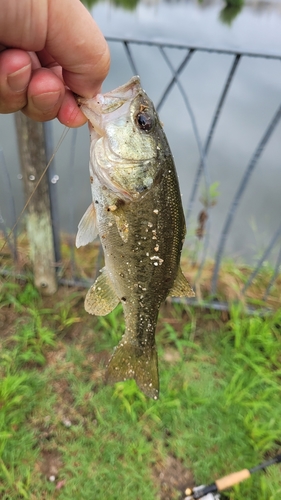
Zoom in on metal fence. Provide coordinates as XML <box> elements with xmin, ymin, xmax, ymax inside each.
<box><xmin>1</xmin><ymin>37</ymin><xmax>281</xmax><ymax>311</ymax></box>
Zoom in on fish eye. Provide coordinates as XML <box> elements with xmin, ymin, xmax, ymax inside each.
<box><xmin>136</xmin><ymin>112</ymin><xmax>154</xmax><ymax>132</ymax></box>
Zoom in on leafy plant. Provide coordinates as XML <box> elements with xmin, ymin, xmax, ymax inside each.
<box><xmin>0</xmin><ymin>281</ymin><xmax>21</xmax><ymax>309</ymax></box>
<box><xmin>0</xmin><ymin>280</ymin><xmax>39</xmax><ymax>311</ymax></box>
<box><xmin>52</xmin><ymin>294</ymin><xmax>82</xmax><ymax>333</ymax></box>
<box><xmin>0</xmin><ymin>281</ymin><xmax>281</xmax><ymax>499</ymax></box>
<box><xmin>199</xmin><ymin>181</ymin><xmax>220</xmax><ymax>209</ymax></box>
<box><xmin>12</xmin><ymin>310</ymin><xmax>55</xmax><ymax>366</ymax></box>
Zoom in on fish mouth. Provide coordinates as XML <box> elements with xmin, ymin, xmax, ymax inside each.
<box><xmin>77</xmin><ymin>76</ymin><xmax>142</xmax><ymax>136</ymax></box>
<box><xmin>77</xmin><ymin>76</ymin><xmax>152</xmax><ymax>202</ymax></box>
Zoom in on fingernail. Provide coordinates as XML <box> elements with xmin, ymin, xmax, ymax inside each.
<box><xmin>31</xmin><ymin>91</ymin><xmax>62</xmax><ymax>113</ymax></box>
<box><xmin>7</xmin><ymin>64</ymin><xmax>31</xmax><ymax>92</ymax></box>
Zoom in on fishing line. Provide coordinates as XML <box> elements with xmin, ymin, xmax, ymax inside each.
<box><xmin>0</xmin><ymin>126</ymin><xmax>70</xmax><ymax>256</ymax></box>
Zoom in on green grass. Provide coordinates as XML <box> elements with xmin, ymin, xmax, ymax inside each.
<box><xmin>0</xmin><ymin>280</ymin><xmax>280</xmax><ymax>499</ymax></box>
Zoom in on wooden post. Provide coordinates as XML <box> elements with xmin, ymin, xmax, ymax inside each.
<box><xmin>15</xmin><ymin>113</ymin><xmax>58</xmax><ymax>295</ymax></box>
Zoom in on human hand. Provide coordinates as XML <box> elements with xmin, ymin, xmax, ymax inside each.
<box><xmin>0</xmin><ymin>0</ymin><xmax>110</xmax><ymax>127</ymax></box>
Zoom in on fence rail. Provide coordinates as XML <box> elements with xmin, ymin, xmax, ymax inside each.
<box><xmin>1</xmin><ymin>37</ymin><xmax>281</xmax><ymax>310</ymax></box>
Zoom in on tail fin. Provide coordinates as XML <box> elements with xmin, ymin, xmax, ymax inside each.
<box><xmin>106</xmin><ymin>339</ymin><xmax>159</xmax><ymax>400</ymax></box>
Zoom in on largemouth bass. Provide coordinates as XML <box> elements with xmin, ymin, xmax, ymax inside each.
<box><xmin>76</xmin><ymin>76</ymin><xmax>194</xmax><ymax>399</ymax></box>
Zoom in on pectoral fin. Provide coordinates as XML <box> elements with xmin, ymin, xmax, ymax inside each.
<box><xmin>169</xmin><ymin>267</ymin><xmax>195</xmax><ymax>297</ymax></box>
<box><xmin>85</xmin><ymin>267</ymin><xmax>120</xmax><ymax>316</ymax></box>
<box><xmin>76</xmin><ymin>203</ymin><xmax>98</xmax><ymax>248</ymax></box>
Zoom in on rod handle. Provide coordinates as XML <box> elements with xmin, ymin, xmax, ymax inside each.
<box><xmin>216</xmin><ymin>469</ymin><xmax>251</xmax><ymax>491</ymax></box>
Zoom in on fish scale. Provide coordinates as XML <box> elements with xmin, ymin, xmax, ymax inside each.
<box><xmin>76</xmin><ymin>76</ymin><xmax>194</xmax><ymax>399</ymax></box>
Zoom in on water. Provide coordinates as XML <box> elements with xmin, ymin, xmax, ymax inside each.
<box><xmin>92</xmin><ymin>0</ymin><xmax>281</xmax><ymax>55</ymax></box>
<box><xmin>1</xmin><ymin>0</ymin><xmax>281</xmax><ymax>263</ymax></box>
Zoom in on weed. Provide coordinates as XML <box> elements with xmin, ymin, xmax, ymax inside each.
<box><xmin>12</xmin><ymin>311</ymin><xmax>55</xmax><ymax>366</ymax></box>
<box><xmin>17</xmin><ymin>282</ymin><xmax>40</xmax><ymax>306</ymax></box>
<box><xmin>50</xmin><ymin>291</ymin><xmax>83</xmax><ymax>333</ymax></box>
<box><xmin>0</xmin><ymin>285</ymin><xmax>281</xmax><ymax>499</ymax></box>
<box><xmin>0</xmin><ymin>281</ymin><xmax>21</xmax><ymax>309</ymax></box>
<box><xmin>94</xmin><ymin>304</ymin><xmax>124</xmax><ymax>349</ymax></box>
<box><xmin>200</xmin><ymin>181</ymin><xmax>220</xmax><ymax>209</ymax></box>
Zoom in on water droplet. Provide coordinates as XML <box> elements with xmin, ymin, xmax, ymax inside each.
<box><xmin>29</xmin><ymin>174</ymin><xmax>35</xmax><ymax>181</ymax></box>
<box><xmin>108</xmin><ymin>204</ymin><xmax>117</xmax><ymax>211</ymax></box>
<box><xmin>51</xmin><ymin>174</ymin><xmax>59</xmax><ymax>184</ymax></box>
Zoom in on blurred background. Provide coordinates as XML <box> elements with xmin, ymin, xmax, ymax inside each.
<box><xmin>1</xmin><ymin>0</ymin><xmax>281</xmax><ymax>298</ymax></box>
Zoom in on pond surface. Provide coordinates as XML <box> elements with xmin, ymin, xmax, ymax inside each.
<box><xmin>92</xmin><ymin>0</ymin><xmax>281</xmax><ymax>55</ymax></box>
<box><xmin>1</xmin><ymin>0</ymin><xmax>281</xmax><ymax>264</ymax></box>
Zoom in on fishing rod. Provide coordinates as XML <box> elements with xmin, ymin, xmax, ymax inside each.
<box><xmin>184</xmin><ymin>452</ymin><xmax>281</xmax><ymax>499</ymax></box>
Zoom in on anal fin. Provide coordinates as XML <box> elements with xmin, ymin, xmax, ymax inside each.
<box><xmin>85</xmin><ymin>267</ymin><xmax>120</xmax><ymax>316</ymax></box>
<box><xmin>169</xmin><ymin>266</ymin><xmax>195</xmax><ymax>297</ymax></box>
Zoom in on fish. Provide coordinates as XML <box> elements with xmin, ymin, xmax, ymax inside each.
<box><xmin>76</xmin><ymin>76</ymin><xmax>194</xmax><ymax>399</ymax></box>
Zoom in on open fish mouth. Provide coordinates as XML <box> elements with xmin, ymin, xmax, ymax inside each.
<box><xmin>77</xmin><ymin>76</ymin><xmax>142</xmax><ymax>136</ymax></box>
<box><xmin>77</xmin><ymin>76</ymin><xmax>156</xmax><ymax>201</ymax></box>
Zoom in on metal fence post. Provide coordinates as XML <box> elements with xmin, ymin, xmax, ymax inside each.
<box><xmin>43</xmin><ymin>121</ymin><xmax>62</xmax><ymax>265</ymax></box>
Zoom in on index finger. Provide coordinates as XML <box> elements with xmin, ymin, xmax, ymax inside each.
<box><xmin>46</xmin><ymin>0</ymin><xmax>110</xmax><ymax>97</ymax></box>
